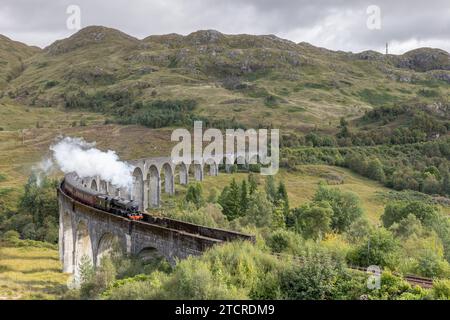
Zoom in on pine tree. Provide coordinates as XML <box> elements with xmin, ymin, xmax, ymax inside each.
<box><xmin>228</xmin><ymin>179</ymin><xmax>241</xmax><ymax>218</ymax></box>
<box><xmin>277</xmin><ymin>181</ymin><xmax>289</xmax><ymax>214</ymax></box>
<box><xmin>218</xmin><ymin>179</ymin><xmax>241</xmax><ymax>220</ymax></box>
<box><xmin>240</xmin><ymin>180</ymin><xmax>249</xmax><ymax>215</ymax></box>
<box><xmin>248</xmin><ymin>173</ymin><xmax>258</xmax><ymax>195</ymax></box>
<box><xmin>185</xmin><ymin>183</ymin><xmax>203</xmax><ymax>208</ymax></box>
<box><xmin>265</xmin><ymin>175</ymin><xmax>277</xmax><ymax>203</ymax></box>
<box><xmin>218</xmin><ymin>186</ymin><xmax>230</xmax><ymax>214</ymax></box>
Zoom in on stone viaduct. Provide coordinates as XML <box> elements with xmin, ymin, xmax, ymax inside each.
<box><xmin>58</xmin><ymin>156</ymin><xmax>253</xmax><ymax>279</ymax></box>
<box><xmin>78</xmin><ymin>156</ymin><xmax>222</xmax><ymax>211</ymax></box>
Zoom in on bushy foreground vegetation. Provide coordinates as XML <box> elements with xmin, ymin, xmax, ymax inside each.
<box><xmin>71</xmin><ymin>238</ymin><xmax>450</xmax><ymax>300</ymax></box>
<box><xmin>71</xmin><ymin>241</ymin><xmax>443</xmax><ymax>300</ymax></box>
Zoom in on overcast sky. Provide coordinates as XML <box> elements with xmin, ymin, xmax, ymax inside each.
<box><xmin>1</xmin><ymin>0</ymin><xmax>449</xmax><ymax>54</ymax></box>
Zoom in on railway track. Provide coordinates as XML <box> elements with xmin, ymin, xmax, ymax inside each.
<box><xmin>272</xmin><ymin>253</ymin><xmax>434</xmax><ymax>289</ymax></box>
<box><xmin>403</xmin><ymin>275</ymin><xmax>434</xmax><ymax>289</ymax></box>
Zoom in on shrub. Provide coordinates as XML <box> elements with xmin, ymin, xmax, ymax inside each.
<box><xmin>345</xmin><ymin>217</ymin><xmax>374</xmax><ymax>243</ymax></box>
<box><xmin>367</xmin><ymin>158</ymin><xmax>385</xmax><ymax>182</ymax></box>
<box><xmin>102</xmin><ymin>273</ymin><xmax>167</xmax><ymax>300</ymax></box>
<box><xmin>161</xmin><ymin>258</ymin><xmax>244</xmax><ymax>299</ymax></box>
<box><xmin>165</xmin><ymin>203</ymin><xmax>228</xmax><ymax>228</ymax></box>
<box><xmin>366</xmin><ymin>271</ymin><xmax>427</xmax><ymax>300</ymax></box>
<box><xmin>44</xmin><ymin>80</ymin><xmax>59</xmax><ymax>89</ymax></box>
<box><xmin>347</xmin><ymin>228</ymin><xmax>400</xmax><ymax>269</ymax></box>
<box><xmin>206</xmin><ymin>188</ymin><xmax>218</xmax><ymax>203</ymax></box>
<box><xmin>413</xmin><ymin>250</ymin><xmax>450</xmax><ymax>278</ymax></box>
<box><xmin>279</xmin><ymin>251</ymin><xmax>346</xmax><ymax>300</ymax></box>
<box><xmin>185</xmin><ymin>183</ymin><xmax>204</xmax><ymax>209</ymax></box>
<box><xmin>381</xmin><ymin>201</ymin><xmax>439</xmax><ymax>229</ymax></box>
<box><xmin>288</xmin><ymin>202</ymin><xmax>333</xmax><ymax>240</ymax></box>
<box><xmin>2</xmin><ymin>230</ymin><xmax>20</xmax><ymax>242</ymax></box>
<box><xmin>155</xmin><ymin>242</ymin><xmax>281</xmax><ymax>300</ymax></box>
<box><xmin>313</xmin><ymin>185</ymin><xmax>364</xmax><ymax>233</ymax></box>
<box><xmin>266</xmin><ymin>229</ymin><xmax>303</xmax><ymax>255</ymax></box>
<box><xmin>430</xmin><ymin>279</ymin><xmax>450</xmax><ymax>299</ymax></box>
<box><xmin>389</xmin><ymin>214</ymin><xmax>424</xmax><ymax>238</ymax></box>
<box><xmin>237</xmin><ymin>191</ymin><xmax>280</xmax><ymax>228</ymax></box>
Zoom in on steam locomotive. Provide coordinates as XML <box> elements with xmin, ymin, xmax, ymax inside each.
<box><xmin>62</xmin><ymin>174</ymin><xmax>143</xmax><ymax>221</ymax></box>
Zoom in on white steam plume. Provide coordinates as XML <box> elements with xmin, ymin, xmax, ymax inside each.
<box><xmin>47</xmin><ymin>136</ymin><xmax>134</xmax><ymax>190</ymax></box>
<box><xmin>32</xmin><ymin>157</ymin><xmax>55</xmax><ymax>186</ymax></box>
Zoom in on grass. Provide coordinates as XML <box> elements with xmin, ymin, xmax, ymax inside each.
<box><xmin>0</xmin><ymin>101</ymin><xmax>105</xmax><ymax>131</ymax></box>
<box><xmin>0</xmin><ymin>241</ymin><xmax>68</xmax><ymax>299</ymax></box>
<box><xmin>357</xmin><ymin>88</ymin><xmax>399</xmax><ymax>107</ymax></box>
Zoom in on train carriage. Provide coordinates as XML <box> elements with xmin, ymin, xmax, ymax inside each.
<box><xmin>62</xmin><ymin>173</ymin><xmax>143</xmax><ymax>221</ymax></box>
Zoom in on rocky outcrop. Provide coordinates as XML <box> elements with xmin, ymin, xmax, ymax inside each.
<box><xmin>393</xmin><ymin>48</ymin><xmax>450</xmax><ymax>72</ymax></box>
<box><xmin>427</xmin><ymin>70</ymin><xmax>450</xmax><ymax>84</ymax></box>
<box><xmin>421</xmin><ymin>101</ymin><xmax>450</xmax><ymax>117</ymax></box>
<box><xmin>45</xmin><ymin>26</ymin><xmax>139</xmax><ymax>55</ymax></box>
<box><xmin>356</xmin><ymin>50</ymin><xmax>385</xmax><ymax>61</ymax></box>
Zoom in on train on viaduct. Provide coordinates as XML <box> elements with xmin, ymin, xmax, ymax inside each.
<box><xmin>58</xmin><ymin>155</ymin><xmax>254</xmax><ymax>279</ymax></box>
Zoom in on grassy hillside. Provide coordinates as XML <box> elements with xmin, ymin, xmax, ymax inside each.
<box><xmin>0</xmin><ymin>35</ymin><xmax>40</xmax><ymax>90</ymax></box>
<box><xmin>1</xmin><ymin>26</ymin><xmax>449</xmax><ymax>131</ymax></box>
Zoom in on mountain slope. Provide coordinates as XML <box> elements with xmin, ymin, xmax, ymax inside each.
<box><xmin>0</xmin><ymin>35</ymin><xmax>40</xmax><ymax>90</ymax></box>
<box><xmin>2</xmin><ymin>26</ymin><xmax>450</xmax><ymax>131</ymax></box>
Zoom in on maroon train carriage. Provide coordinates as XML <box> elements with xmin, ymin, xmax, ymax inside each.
<box><xmin>62</xmin><ymin>174</ymin><xmax>143</xmax><ymax>221</ymax></box>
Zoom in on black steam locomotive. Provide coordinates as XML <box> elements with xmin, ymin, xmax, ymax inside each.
<box><xmin>62</xmin><ymin>174</ymin><xmax>143</xmax><ymax>221</ymax></box>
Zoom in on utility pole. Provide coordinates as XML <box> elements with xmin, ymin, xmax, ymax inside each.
<box><xmin>385</xmin><ymin>42</ymin><xmax>388</xmax><ymax>55</ymax></box>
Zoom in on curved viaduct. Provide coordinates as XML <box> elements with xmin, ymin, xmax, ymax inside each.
<box><xmin>79</xmin><ymin>156</ymin><xmax>221</xmax><ymax>211</ymax></box>
<box><xmin>58</xmin><ymin>155</ymin><xmax>252</xmax><ymax>278</ymax></box>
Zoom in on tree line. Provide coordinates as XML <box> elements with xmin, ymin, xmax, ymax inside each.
<box><xmin>281</xmin><ymin>139</ymin><xmax>450</xmax><ymax>197</ymax></box>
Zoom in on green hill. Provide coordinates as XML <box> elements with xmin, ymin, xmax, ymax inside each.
<box><xmin>1</xmin><ymin>26</ymin><xmax>449</xmax><ymax>131</ymax></box>
<box><xmin>0</xmin><ymin>35</ymin><xmax>40</xmax><ymax>90</ymax></box>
